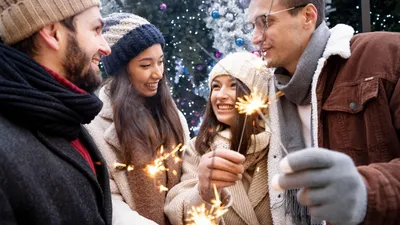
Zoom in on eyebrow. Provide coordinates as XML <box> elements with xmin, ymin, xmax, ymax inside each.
<box><xmin>91</xmin><ymin>18</ymin><xmax>104</xmax><ymax>29</ymax></box>
<box><xmin>138</xmin><ymin>55</ymin><xmax>164</xmax><ymax>62</ymax></box>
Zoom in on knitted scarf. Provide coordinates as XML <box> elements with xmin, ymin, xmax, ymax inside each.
<box><xmin>274</xmin><ymin>22</ymin><xmax>330</xmax><ymax>225</ymax></box>
<box><xmin>128</xmin><ymin>143</ymin><xmax>181</xmax><ymax>225</ymax></box>
<box><xmin>0</xmin><ymin>43</ymin><xmax>103</xmax><ymax>140</ymax></box>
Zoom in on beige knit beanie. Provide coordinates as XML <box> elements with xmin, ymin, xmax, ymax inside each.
<box><xmin>0</xmin><ymin>0</ymin><xmax>100</xmax><ymax>45</ymax></box>
<box><xmin>208</xmin><ymin>51</ymin><xmax>273</xmax><ymax>95</ymax></box>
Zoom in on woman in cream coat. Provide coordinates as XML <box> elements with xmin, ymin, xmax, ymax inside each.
<box><xmin>87</xmin><ymin>13</ymin><xmax>190</xmax><ymax>225</ymax></box>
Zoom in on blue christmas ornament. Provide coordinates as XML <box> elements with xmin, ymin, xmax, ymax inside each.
<box><xmin>235</xmin><ymin>37</ymin><xmax>244</xmax><ymax>46</ymax></box>
<box><xmin>211</xmin><ymin>10</ymin><xmax>220</xmax><ymax>19</ymax></box>
<box><xmin>209</xmin><ymin>60</ymin><xmax>215</xmax><ymax>67</ymax></box>
<box><xmin>183</xmin><ymin>67</ymin><xmax>189</xmax><ymax>73</ymax></box>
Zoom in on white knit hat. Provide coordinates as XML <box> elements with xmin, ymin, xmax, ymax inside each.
<box><xmin>208</xmin><ymin>52</ymin><xmax>272</xmax><ymax>95</ymax></box>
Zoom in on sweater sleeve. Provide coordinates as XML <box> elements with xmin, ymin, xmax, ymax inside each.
<box><xmin>164</xmin><ymin>139</ymin><xmax>231</xmax><ymax>225</ymax></box>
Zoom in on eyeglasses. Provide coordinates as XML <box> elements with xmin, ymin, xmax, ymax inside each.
<box><xmin>243</xmin><ymin>4</ymin><xmax>308</xmax><ymax>33</ymax></box>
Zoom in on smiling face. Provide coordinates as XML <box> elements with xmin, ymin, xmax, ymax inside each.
<box><xmin>127</xmin><ymin>44</ymin><xmax>164</xmax><ymax>97</ymax></box>
<box><xmin>60</xmin><ymin>6</ymin><xmax>111</xmax><ymax>92</ymax></box>
<box><xmin>210</xmin><ymin>75</ymin><xmax>237</xmax><ymax>127</ymax></box>
<box><xmin>249</xmin><ymin>0</ymin><xmax>316</xmax><ymax>74</ymax></box>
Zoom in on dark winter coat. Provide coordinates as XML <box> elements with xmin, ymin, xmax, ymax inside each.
<box><xmin>0</xmin><ymin>42</ymin><xmax>112</xmax><ymax>225</ymax></box>
<box><xmin>0</xmin><ymin>117</ymin><xmax>112</xmax><ymax>225</ymax></box>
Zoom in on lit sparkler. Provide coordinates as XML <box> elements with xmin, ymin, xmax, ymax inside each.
<box><xmin>235</xmin><ymin>90</ymin><xmax>284</xmax><ymax>152</ymax></box>
<box><xmin>185</xmin><ymin>184</ymin><xmax>228</xmax><ymax>225</ymax></box>
<box><xmin>235</xmin><ymin>89</ymin><xmax>269</xmax><ymax>115</ymax></box>
<box><xmin>113</xmin><ymin>144</ymin><xmax>185</xmax><ymax>176</ymax></box>
<box><xmin>144</xmin><ymin>144</ymin><xmax>184</xmax><ymax>177</ymax></box>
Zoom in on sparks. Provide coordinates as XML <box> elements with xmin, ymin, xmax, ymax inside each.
<box><xmin>144</xmin><ymin>144</ymin><xmax>184</xmax><ymax>177</ymax></box>
<box><xmin>127</xmin><ymin>165</ymin><xmax>134</xmax><ymax>171</ymax></box>
<box><xmin>235</xmin><ymin>90</ymin><xmax>284</xmax><ymax>115</ymax></box>
<box><xmin>235</xmin><ymin>90</ymin><xmax>269</xmax><ymax>115</ymax></box>
<box><xmin>114</xmin><ymin>162</ymin><xmax>127</xmax><ymax>169</ymax></box>
<box><xmin>185</xmin><ymin>184</ymin><xmax>228</xmax><ymax>225</ymax></box>
<box><xmin>159</xmin><ymin>185</ymin><xmax>169</xmax><ymax>192</ymax></box>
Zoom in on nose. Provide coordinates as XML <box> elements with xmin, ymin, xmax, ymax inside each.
<box><xmin>251</xmin><ymin>27</ymin><xmax>265</xmax><ymax>46</ymax></box>
<box><xmin>151</xmin><ymin>66</ymin><xmax>163</xmax><ymax>80</ymax></box>
<box><xmin>99</xmin><ymin>35</ymin><xmax>111</xmax><ymax>56</ymax></box>
<box><xmin>216</xmin><ymin>87</ymin><xmax>229</xmax><ymax>100</ymax></box>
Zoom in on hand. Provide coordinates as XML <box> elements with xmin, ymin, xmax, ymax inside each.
<box><xmin>198</xmin><ymin>148</ymin><xmax>245</xmax><ymax>202</ymax></box>
<box><xmin>271</xmin><ymin>148</ymin><xmax>367</xmax><ymax>225</ymax></box>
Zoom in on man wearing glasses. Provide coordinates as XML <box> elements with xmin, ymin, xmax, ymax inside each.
<box><xmin>248</xmin><ymin>0</ymin><xmax>400</xmax><ymax>225</ymax></box>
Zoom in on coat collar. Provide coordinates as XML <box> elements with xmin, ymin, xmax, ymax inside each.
<box><xmin>97</xmin><ymin>86</ymin><xmax>122</xmax><ymax>151</ymax></box>
<box><xmin>323</xmin><ymin>24</ymin><xmax>354</xmax><ymax>60</ymax></box>
<box><xmin>214</xmin><ymin>129</ymin><xmax>270</xmax><ymax>155</ymax></box>
<box><xmin>98</xmin><ymin>86</ymin><xmax>114</xmax><ymax>120</ymax></box>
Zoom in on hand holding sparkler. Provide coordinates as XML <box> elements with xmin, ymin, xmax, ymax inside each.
<box><xmin>198</xmin><ymin>148</ymin><xmax>245</xmax><ymax>202</ymax></box>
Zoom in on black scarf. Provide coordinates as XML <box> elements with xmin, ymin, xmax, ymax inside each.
<box><xmin>0</xmin><ymin>43</ymin><xmax>103</xmax><ymax>140</ymax></box>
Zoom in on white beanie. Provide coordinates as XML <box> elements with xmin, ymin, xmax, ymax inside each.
<box><xmin>208</xmin><ymin>52</ymin><xmax>272</xmax><ymax>95</ymax></box>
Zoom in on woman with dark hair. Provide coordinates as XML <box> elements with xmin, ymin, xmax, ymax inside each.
<box><xmin>165</xmin><ymin>52</ymin><xmax>276</xmax><ymax>225</ymax></box>
<box><xmin>86</xmin><ymin>13</ymin><xmax>190</xmax><ymax>225</ymax></box>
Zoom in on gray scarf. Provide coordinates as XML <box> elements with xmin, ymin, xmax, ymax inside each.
<box><xmin>274</xmin><ymin>22</ymin><xmax>330</xmax><ymax>225</ymax></box>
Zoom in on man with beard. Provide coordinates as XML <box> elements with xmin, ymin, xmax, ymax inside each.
<box><xmin>247</xmin><ymin>0</ymin><xmax>400</xmax><ymax>225</ymax></box>
<box><xmin>0</xmin><ymin>0</ymin><xmax>112</xmax><ymax>224</ymax></box>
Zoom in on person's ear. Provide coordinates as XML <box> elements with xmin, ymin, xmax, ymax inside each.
<box><xmin>302</xmin><ymin>4</ymin><xmax>318</xmax><ymax>29</ymax></box>
<box><xmin>38</xmin><ymin>23</ymin><xmax>61</xmax><ymax>50</ymax></box>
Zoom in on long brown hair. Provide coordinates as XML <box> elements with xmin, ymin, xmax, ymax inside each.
<box><xmin>107</xmin><ymin>64</ymin><xmax>184</xmax><ymax>164</ymax></box>
<box><xmin>195</xmin><ymin>78</ymin><xmax>264</xmax><ymax>156</ymax></box>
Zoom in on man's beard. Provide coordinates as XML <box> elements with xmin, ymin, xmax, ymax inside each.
<box><xmin>62</xmin><ymin>33</ymin><xmax>102</xmax><ymax>93</ymax></box>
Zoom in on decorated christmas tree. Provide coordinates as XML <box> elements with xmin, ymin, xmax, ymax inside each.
<box><xmin>202</xmin><ymin>0</ymin><xmax>255</xmax><ymax>55</ymax></box>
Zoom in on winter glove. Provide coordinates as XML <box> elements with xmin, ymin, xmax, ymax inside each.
<box><xmin>271</xmin><ymin>148</ymin><xmax>367</xmax><ymax>225</ymax></box>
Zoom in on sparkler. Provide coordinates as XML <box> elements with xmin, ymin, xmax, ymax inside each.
<box><xmin>185</xmin><ymin>184</ymin><xmax>228</xmax><ymax>225</ymax></box>
<box><xmin>114</xmin><ymin>144</ymin><xmax>185</xmax><ymax>176</ymax></box>
<box><xmin>235</xmin><ymin>89</ymin><xmax>269</xmax><ymax>115</ymax></box>
<box><xmin>144</xmin><ymin>143</ymin><xmax>184</xmax><ymax>177</ymax></box>
<box><xmin>235</xmin><ymin>89</ymin><xmax>284</xmax><ymax>153</ymax></box>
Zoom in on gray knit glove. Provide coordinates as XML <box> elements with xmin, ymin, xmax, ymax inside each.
<box><xmin>271</xmin><ymin>148</ymin><xmax>368</xmax><ymax>225</ymax></box>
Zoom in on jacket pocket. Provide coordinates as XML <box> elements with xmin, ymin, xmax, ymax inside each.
<box><xmin>322</xmin><ymin>77</ymin><xmax>379</xmax><ymax>113</ymax></box>
<box><xmin>321</xmin><ymin>77</ymin><xmax>386</xmax><ymax>163</ymax></box>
